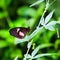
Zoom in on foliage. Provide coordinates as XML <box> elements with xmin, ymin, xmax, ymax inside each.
<box><xmin>0</xmin><ymin>0</ymin><xmax>60</xmax><ymax>60</ymax></box>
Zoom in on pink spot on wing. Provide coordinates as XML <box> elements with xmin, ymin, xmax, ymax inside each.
<box><xmin>19</xmin><ymin>31</ymin><xmax>24</xmax><ymax>37</ymax></box>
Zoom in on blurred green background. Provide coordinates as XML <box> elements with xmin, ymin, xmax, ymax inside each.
<box><xmin>0</xmin><ymin>0</ymin><xmax>60</xmax><ymax>60</ymax></box>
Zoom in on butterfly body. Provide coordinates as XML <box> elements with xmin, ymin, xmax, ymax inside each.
<box><xmin>9</xmin><ymin>27</ymin><xmax>30</xmax><ymax>39</ymax></box>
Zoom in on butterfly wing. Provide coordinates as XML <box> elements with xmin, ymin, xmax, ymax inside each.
<box><xmin>9</xmin><ymin>27</ymin><xmax>30</xmax><ymax>39</ymax></box>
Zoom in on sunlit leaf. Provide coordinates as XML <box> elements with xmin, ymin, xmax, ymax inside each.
<box><xmin>44</xmin><ymin>21</ymin><xmax>57</xmax><ymax>31</ymax></box>
<box><xmin>13</xmin><ymin>18</ymin><xmax>27</xmax><ymax>27</ymax></box>
<box><xmin>14</xmin><ymin>56</ymin><xmax>18</xmax><ymax>60</ymax></box>
<box><xmin>45</xmin><ymin>10</ymin><xmax>55</xmax><ymax>24</ymax></box>
<box><xmin>27</xmin><ymin>41</ymin><xmax>32</xmax><ymax>49</ymax></box>
<box><xmin>46</xmin><ymin>1</ymin><xmax>49</xmax><ymax>9</ymax></box>
<box><xmin>24</xmin><ymin>54</ymin><xmax>31</xmax><ymax>59</ymax></box>
<box><xmin>34</xmin><ymin>53</ymin><xmax>54</xmax><ymax>59</ymax></box>
<box><xmin>0</xmin><ymin>0</ymin><xmax>11</xmax><ymax>9</ymax></box>
<box><xmin>14</xmin><ymin>36</ymin><xmax>29</xmax><ymax>44</ymax></box>
<box><xmin>0</xmin><ymin>12</ymin><xmax>7</xmax><ymax>18</ymax></box>
<box><xmin>31</xmin><ymin>44</ymin><xmax>52</xmax><ymax>57</ymax></box>
<box><xmin>46</xmin><ymin>21</ymin><xmax>57</xmax><ymax>26</ymax></box>
<box><xmin>0</xmin><ymin>30</ymin><xmax>9</xmax><ymax>38</ymax></box>
<box><xmin>55</xmin><ymin>39</ymin><xmax>60</xmax><ymax>50</ymax></box>
<box><xmin>23</xmin><ymin>58</ymin><xmax>26</xmax><ymax>60</ymax></box>
<box><xmin>45</xmin><ymin>25</ymin><xmax>55</xmax><ymax>31</ymax></box>
<box><xmin>36</xmin><ymin>2</ymin><xmax>45</xmax><ymax>17</ymax></box>
<box><xmin>40</xmin><ymin>16</ymin><xmax>44</xmax><ymax>25</ymax></box>
<box><xmin>17</xmin><ymin>7</ymin><xmax>36</xmax><ymax>18</ymax></box>
<box><xmin>30</xmin><ymin>0</ymin><xmax>44</xmax><ymax>7</ymax></box>
<box><xmin>11</xmin><ymin>49</ymin><xmax>22</xmax><ymax>58</ymax></box>
<box><xmin>0</xmin><ymin>40</ymin><xmax>8</xmax><ymax>48</ymax></box>
<box><xmin>56</xmin><ymin>21</ymin><xmax>60</xmax><ymax>24</ymax></box>
<box><xmin>31</xmin><ymin>45</ymin><xmax>40</xmax><ymax>57</ymax></box>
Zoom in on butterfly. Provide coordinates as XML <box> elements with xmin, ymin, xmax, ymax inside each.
<box><xmin>9</xmin><ymin>27</ymin><xmax>30</xmax><ymax>39</ymax></box>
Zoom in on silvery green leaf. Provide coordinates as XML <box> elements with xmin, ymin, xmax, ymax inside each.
<box><xmin>26</xmin><ymin>54</ymin><xmax>32</xmax><ymax>58</ymax></box>
<box><xmin>14</xmin><ymin>56</ymin><xmax>18</xmax><ymax>60</ymax></box>
<box><xmin>48</xmin><ymin>0</ymin><xmax>56</xmax><ymax>9</ymax></box>
<box><xmin>14</xmin><ymin>36</ymin><xmax>29</xmax><ymax>44</ymax></box>
<box><xmin>31</xmin><ymin>44</ymin><xmax>52</xmax><ymax>57</ymax></box>
<box><xmin>56</xmin><ymin>21</ymin><xmax>60</xmax><ymax>24</ymax></box>
<box><xmin>23</xmin><ymin>58</ymin><xmax>26</xmax><ymax>60</ymax></box>
<box><xmin>28</xmin><ymin>27</ymin><xmax>43</xmax><ymax>40</ymax></box>
<box><xmin>40</xmin><ymin>16</ymin><xmax>45</xmax><ymax>25</ymax></box>
<box><xmin>46</xmin><ymin>21</ymin><xmax>57</xmax><ymax>26</ymax></box>
<box><xmin>33</xmin><ymin>53</ymin><xmax>52</xmax><ymax>59</ymax></box>
<box><xmin>30</xmin><ymin>0</ymin><xmax>44</xmax><ymax>7</ymax></box>
<box><xmin>44</xmin><ymin>21</ymin><xmax>57</xmax><ymax>31</ymax></box>
<box><xmin>14</xmin><ymin>38</ymin><xmax>21</xmax><ymax>44</ymax></box>
<box><xmin>14</xmin><ymin>27</ymin><xmax>43</xmax><ymax>44</ymax></box>
<box><xmin>14</xmin><ymin>38</ymin><xmax>27</xmax><ymax>44</ymax></box>
<box><xmin>27</xmin><ymin>41</ymin><xmax>32</xmax><ymax>49</ymax></box>
<box><xmin>31</xmin><ymin>45</ymin><xmax>40</xmax><ymax>57</ymax></box>
<box><xmin>45</xmin><ymin>10</ymin><xmax>55</xmax><ymax>24</ymax></box>
<box><xmin>46</xmin><ymin>1</ymin><xmax>49</xmax><ymax>9</ymax></box>
<box><xmin>24</xmin><ymin>54</ymin><xmax>32</xmax><ymax>59</ymax></box>
<box><xmin>45</xmin><ymin>25</ymin><xmax>55</xmax><ymax>31</ymax></box>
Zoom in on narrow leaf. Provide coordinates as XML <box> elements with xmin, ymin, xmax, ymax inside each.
<box><xmin>46</xmin><ymin>1</ymin><xmax>49</xmax><ymax>9</ymax></box>
<box><xmin>40</xmin><ymin>16</ymin><xmax>45</xmax><ymax>25</ymax></box>
<box><xmin>30</xmin><ymin>0</ymin><xmax>44</xmax><ymax>7</ymax></box>
<box><xmin>34</xmin><ymin>53</ymin><xmax>53</xmax><ymax>59</ymax></box>
<box><xmin>27</xmin><ymin>41</ymin><xmax>32</xmax><ymax>49</ymax></box>
<box><xmin>24</xmin><ymin>54</ymin><xmax>32</xmax><ymax>59</ymax></box>
<box><xmin>46</xmin><ymin>21</ymin><xmax>57</xmax><ymax>26</ymax></box>
<box><xmin>14</xmin><ymin>56</ymin><xmax>18</xmax><ymax>60</ymax></box>
<box><xmin>14</xmin><ymin>36</ymin><xmax>29</xmax><ymax>44</ymax></box>
<box><xmin>56</xmin><ymin>21</ymin><xmax>60</xmax><ymax>24</ymax></box>
<box><xmin>31</xmin><ymin>45</ymin><xmax>40</xmax><ymax>57</ymax></box>
<box><xmin>31</xmin><ymin>44</ymin><xmax>52</xmax><ymax>57</ymax></box>
<box><xmin>23</xmin><ymin>58</ymin><xmax>26</xmax><ymax>60</ymax></box>
<box><xmin>45</xmin><ymin>10</ymin><xmax>55</xmax><ymax>24</ymax></box>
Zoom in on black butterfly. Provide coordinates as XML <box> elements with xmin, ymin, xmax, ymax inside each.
<box><xmin>9</xmin><ymin>27</ymin><xmax>30</xmax><ymax>39</ymax></box>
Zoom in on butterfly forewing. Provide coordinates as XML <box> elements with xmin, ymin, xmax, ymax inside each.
<box><xmin>9</xmin><ymin>27</ymin><xmax>30</xmax><ymax>39</ymax></box>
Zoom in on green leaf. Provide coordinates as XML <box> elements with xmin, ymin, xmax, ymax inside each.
<box><xmin>0</xmin><ymin>0</ymin><xmax>11</xmax><ymax>9</ymax></box>
<box><xmin>13</xmin><ymin>18</ymin><xmax>27</xmax><ymax>27</ymax></box>
<box><xmin>11</xmin><ymin>49</ymin><xmax>22</xmax><ymax>58</ymax></box>
<box><xmin>55</xmin><ymin>39</ymin><xmax>60</xmax><ymax>50</ymax></box>
<box><xmin>0</xmin><ymin>30</ymin><xmax>9</xmax><ymax>38</ymax></box>
<box><xmin>0</xmin><ymin>12</ymin><xmax>7</xmax><ymax>18</ymax></box>
<box><xmin>0</xmin><ymin>40</ymin><xmax>8</xmax><ymax>48</ymax></box>
<box><xmin>17</xmin><ymin>7</ymin><xmax>36</xmax><ymax>18</ymax></box>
